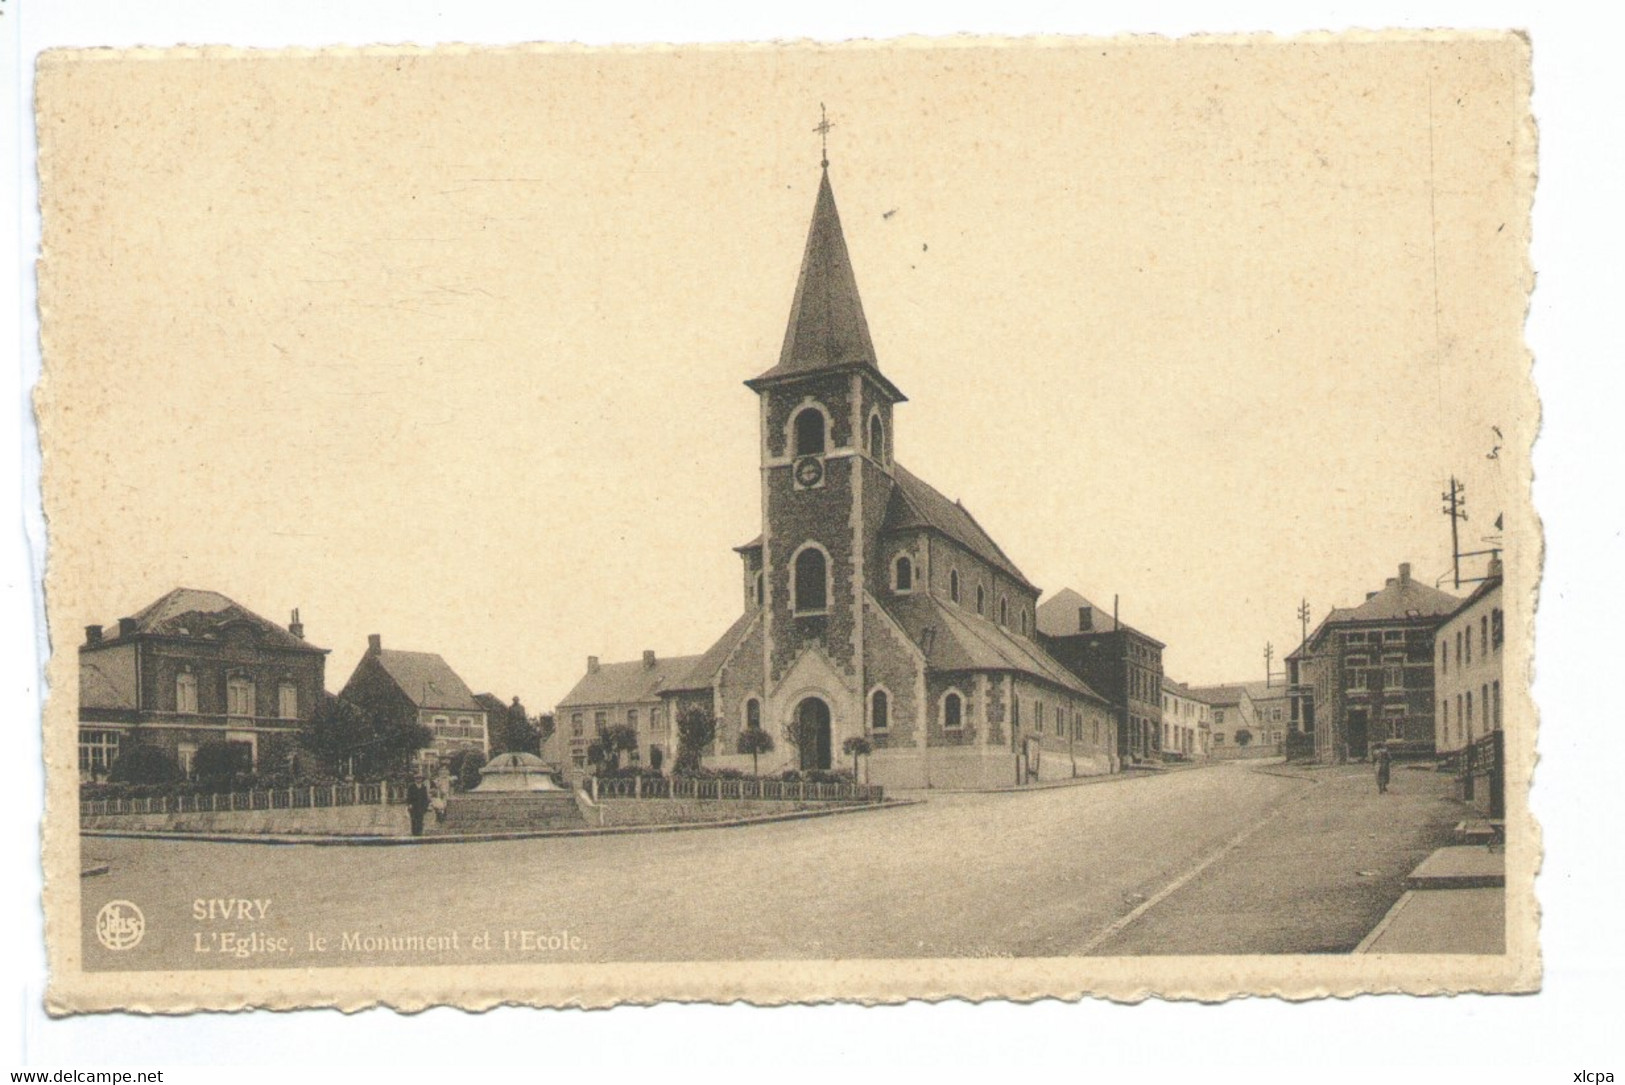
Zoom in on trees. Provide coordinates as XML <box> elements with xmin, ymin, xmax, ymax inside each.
<box><xmin>675</xmin><ymin>705</ymin><xmax>717</xmax><ymax>773</ymax></box>
<box><xmin>300</xmin><ymin>692</ymin><xmax>432</xmax><ymax>778</ymax></box>
<box><xmin>842</xmin><ymin>735</ymin><xmax>874</xmax><ymax>780</ymax></box>
<box><xmin>736</xmin><ymin>727</ymin><xmax>775</xmax><ymax>777</ymax></box>
<box><xmin>446</xmin><ymin>748</ymin><xmax>486</xmax><ymax>791</ymax></box>
<box><xmin>107</xmin><ymin>744</ymin><xmax>181</xmax><ymax>786</ymax></box>
<box><xmin>587</xmin><ymin>723</ymin><xmax>639</xmax><ymax>773</ymax></box>
<box><xmin>193</xmin><ymin>740</ymin><xmax>254</xmax><ymax>786</ymax></box>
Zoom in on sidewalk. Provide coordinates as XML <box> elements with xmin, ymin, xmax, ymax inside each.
<box><xmin>1356</xmin><ymin>844</ymin><xmax>1505</xmax><ymax>953</ymax></box>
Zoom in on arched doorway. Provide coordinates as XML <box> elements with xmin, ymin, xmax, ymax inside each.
<box><xmin>794</xmin><ymin>697</ymin><xmax>832</xmax><ymax>771</ymax></box>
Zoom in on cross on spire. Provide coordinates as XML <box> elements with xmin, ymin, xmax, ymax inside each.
<box><xmin>813</xmin><ymin>103</ymin><xmax>834</xmax><ymax>170</ymax></box>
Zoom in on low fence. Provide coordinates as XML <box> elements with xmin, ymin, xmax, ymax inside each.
<box><xmin>81</xmin><ymin>781</ymin><xmax>406</xmax><ymax>819</ymax></box>
<box><xmin>587</xmin><ymin>775</ymin><xmax>882</xmax><ymax>804</ymax></box>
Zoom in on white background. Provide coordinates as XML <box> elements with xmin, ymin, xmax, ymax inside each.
<box><xmin>4</xmin><ymin>2</ymin><xmax>1620</xmax><ymax>1082</ymax></box>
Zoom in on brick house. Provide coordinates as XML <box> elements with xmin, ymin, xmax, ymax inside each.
<box><xmin>1290</xmin><ymin>563</ymin><xmax>1461</xmax><ymax>763</ymax></box>
<box><xmin>556</xmin><ymin>164</ymin><xmax>1116</xmax><ymax>788</ymax></box>
<box><xmin>338</xmin><ymin>634</ymin><xmax>489</xmax><ymax>775</ymax></box>
<box><xmin>1036</xmin><ymin>589</ymin><xmax>1167</xmax><ymax>763</ymax></box>
<box><xmin>77</xmin><ymin>588</ymin><xmax>327</xmax><ymax>779</ymax></box>
<box><xmin>555</xmin><ymin>651</ymin><xmax>692</xmax><ymax>771</ymax></box>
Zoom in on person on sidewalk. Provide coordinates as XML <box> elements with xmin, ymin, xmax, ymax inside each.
<box><xmin>430</xmin><ymin>779</ymin><xmax>448</xmax><ymax>826</ymax></box>
<box><xmin>1374</xmin><ymin>745</ymin><xmax>1392</xmax><ymax>794</ymax></box>
<box><xmin>406</xmin><ymin>774</ymin><xmax>431</xmax><ymax>837</ymax></box>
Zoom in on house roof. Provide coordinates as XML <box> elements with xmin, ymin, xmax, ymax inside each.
<box><xmin>1243</xmin><ymin>680</ymin><xmax>1289</xmax><ymax>704</ymax></box>
<box><xmin>1182</xmin><ymin>683</ymin><xmax>1252</xmax><ymax>708</ymax></box>
<box><xmin>878</xmin><ymin>591</ymin><xmax>1111</xmax><ymax>706</ymax></box>
<box><xmin>669</xmin><ymin>612</ymin><xmax>758</xmax><ymax>693</ymax></box>
<box><xmin>556</xmin><ymin>653</ymin><xmax>705</xmax><ymax>709</ymax></box>
<box><xmin>372</xmin><ymin>648</ymin><xmax>483</xmax><ymax>712</ymax></box>
<box><xmin>101</xmin><ymin>587</ymin><xmax>323</xmax><ymax>653</ymax></box>
<box><xmin>747</xmin><ymin>169</ymin><xmax>900</xmax><ymax>401</ymax></box>
<box><xmin>1035</xmin><ymin>587</ymin><xmax>1160</xmax><ymax>643</ymax></box>
<box><xmin>1162</xmin><ymin>678</ymin><xmax>1210</xmax><ymax>703</ymax></box>
<box><xmin>1305</xmin><ymin>566</ymin><xmax>1463</xmax><ymax>649</ymax></box>
<box><xmin>883</xmin><ymin>464</ymin><xmax>1037</xmax><ymax>592</ymax></box>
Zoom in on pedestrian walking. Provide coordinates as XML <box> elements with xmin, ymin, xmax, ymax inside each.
<box><xmin>1374</xmin><ymin>745</ymin><xmax>1392</xmax><ymax>794</ymax></box>
<box><xmin>430</xmin><ymin>779</ymin><xmax>448</xmax><ymax>826</ymax></box>
<box><xmin>406</xmin><ymin>774</ymin><xmax>431</xmax><ymax>837</ymax></box>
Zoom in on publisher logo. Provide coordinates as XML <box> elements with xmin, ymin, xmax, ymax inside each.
<box><xmin>95</xmin><ymin>900</ymin><xmax>145</xmax><ymax>951</ymax></box>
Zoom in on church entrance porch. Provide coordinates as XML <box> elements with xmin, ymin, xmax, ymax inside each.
<box><xmin>794</xmin><ymin>697</ymin><xmax>833</xmax><ymax>771</ymax></box>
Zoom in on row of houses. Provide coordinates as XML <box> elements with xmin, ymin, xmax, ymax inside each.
<box><xmin>77</xmin><ymin>587</ymin><xmax>507</xmax><ymax>781</ymax></box>
<box><xmin>1285</xmin><ymin>558</ymin><xmax>1506</xmax><ymax>812</ymax></box>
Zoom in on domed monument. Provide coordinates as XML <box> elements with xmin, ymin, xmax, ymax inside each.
<box><xmin>473</xmin><ymin>752</ymin><xmax>562</xmax><ymax>792</ymax></box>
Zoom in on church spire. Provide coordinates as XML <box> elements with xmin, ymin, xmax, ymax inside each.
<box><xmin>748</xmin><ymin>166</ymin><xmax>901</xmax><ymax>401</ymax></box>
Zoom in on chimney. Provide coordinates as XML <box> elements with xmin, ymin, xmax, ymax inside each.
<box><xmin>84</xmin><ymin>624</ymin><xmax>103</xmax><ymax>645</ymax></box>
<box><xmin>117</xmin><ymin>617</ymin><xmax>138</xmax><ymax>638</ymax></box>
<box><xmin>1487</xmin><ymin>554</ymin><xmax>1503</xmax><ymax>579</ymax></box>
<box><xmin>1399</xmin><ymin>562</ymin><xmax>1412</xmax><ymax>584</ymax></box>
<box><xmin>289</xmin><ymin>608</ymin><xmax>304</xmax><ymax>640</ymax></box>
<box><xmin>1366</xmin><ymin>591</ymin><xmax>1379</xmax><ymax>601</ymax></box>
<box><xmin>367</xmin><ymin>633</ymin><xmax>382</xmax><ymax>654</ymax></box>
<box><xmin>643</xmin><ymin>650</ymin><xmax>656</xmax><ymax>669</ymax></box>
<box><xmin>1385</xmin><ymin>578</ymin><xmax>1397</xmax><ymax>589</ymax></box>
<box><xmin>587</xmin><ymin>655</ymin><xmax>600</xmax><ymax>674</ymax></box>
<box><xmin>1078</xmin><ymin>606</ymin><xmax>1093</xmax><ymax>632</ymax></box>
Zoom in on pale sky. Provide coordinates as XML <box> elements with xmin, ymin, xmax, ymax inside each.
<box><xmin>38</xmin><ymin>38</ymin><xmax>1531</xmax><ymax>714</ymax></box>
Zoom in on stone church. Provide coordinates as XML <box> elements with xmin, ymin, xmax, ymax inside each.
<box><xmin>559</xmin><ymin>165</ymin><xmax>1118</xmax><ymax>789</ymax></box>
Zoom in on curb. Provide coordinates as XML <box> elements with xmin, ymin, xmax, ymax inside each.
<box><xmin>894</xmin><ymin>764</ymin><xmax>1201</xmax><ymax>798</ymax></box>
<box><xmin>1353</xmin><ymin>891</ymin><xmax>1413</xmax><ymax>953</ymax></box>
<box><xmin>80</xmin><ymin>797</ymin><xmax>922</xmax><ymax>847</ymax></box>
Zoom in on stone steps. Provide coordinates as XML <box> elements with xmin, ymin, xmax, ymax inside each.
<box><xmin>429</xmin><ymin>792</ymin><xmax>586</xmax><ymax>834</ymax></box>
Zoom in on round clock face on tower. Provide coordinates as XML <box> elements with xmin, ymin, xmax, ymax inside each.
<box><xmin>794</xmin><ymin>455</ymin><xmax>825</xmax><ymax>489</ymax></box>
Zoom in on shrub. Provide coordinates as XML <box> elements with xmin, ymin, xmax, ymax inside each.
<box><xmin>107</xmin><ymin>745</ymin><xmax>181</xmax><ymax>786</ymax></box>
<box><xmin>193</xmin><ymin>740</ymin><xmax>254</xmax><ymax>785</ymax></box>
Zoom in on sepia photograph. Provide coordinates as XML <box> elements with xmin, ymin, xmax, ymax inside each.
<box><xmin>33</xmin><ymin>30</ymin><xmax>1539</xmax><ymax>1013</ymax></box>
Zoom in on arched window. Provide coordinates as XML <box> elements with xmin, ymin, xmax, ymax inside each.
<box><xmin>942</xmin><ymin>691</ymin><xmax>964</xmax><ymax>730</ymax></box>
<box><xmin>1020</xmin><ymin>609</ymin><xmax>1029</xmax><ymax>636</ymax></box>
<box><xmin>870</xmin><ymin>689</ymin><xmax>889</xmax><ymax>731</ymax></box>
<box><xmin>745</xmin><ymin>697</ymin><xmax>761</xmax><ymax>731</ymax></box>
<box><xmin>949</xmin><ymin>569</ymin><xmax>960</xmax><ymax>603</ymax></box>
<box><xmin>999</xmin><ymin>596</ymin><xmax>1009</xmax><ymax>626</ymax></box>
<box><xmin>754</xmin><ymin>571</ymin><xmax>764</xmax><ymax>607</ymax></box>
<box><xmin>793</xmin><ymin>546</ymin><xmax>829</xmax><ymax>613</ymax></box>
<box><xmin>976</xmin><ymin>585</ymin><xmax>985</xmax><ymax>615</ymax></box>
<box><xmin>226</xmin><ymin>675</ymin><xmax>255</xmax><ymax>718</ymax></box>
<box><xmin>868</xmin><ymin>412</ymin><xmax>886</xmax><ymax>463</ymax></box>
<box><xmin>175</xmin><ymin>670</ymin><xmax>198</xmax><ymax>715</ymax></box>
<box><xmin>893</xmin><ymin>555</ymin><xmax>914</xmax><ymax>593</ymax></box>
<box><xmin>793</xmin><ymin>407</ymin><xmax>826</xmax><ymax>456</ymax></box>
<box><xmin>1012</xmin><ymin>693</ymin><xmax>1021</xmax><ymax>727</ymax></box>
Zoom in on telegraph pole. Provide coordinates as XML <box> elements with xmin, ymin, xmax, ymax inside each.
<box><xmin>1297</xmin><ymin>599</ymin><xmax>1311</xmax><ymax>653</ymax></box>
<box><xmin>1442</xmin><ymin>476</ymin><xmax>1466</xmax><ymax>589</ymax></box>
<box><xmin>1264</xmin><ymin>642</ymin><xmax>1274</xmax><ymax>687</ymax></box>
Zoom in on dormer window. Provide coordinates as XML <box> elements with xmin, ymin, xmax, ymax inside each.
<box><xmin>793</xmin><ymin>407</ymin><xmax>826</xmax><ymax>456</ymax></box>
<box><xmin>792</xmin><ymin>544</ymin><xmax>829</xmax><ymax>614</ymax></box>
<box><xmin>893</xmin><ymin>555</ymin><xmax>914</xmax><ymax>593</ymax></box>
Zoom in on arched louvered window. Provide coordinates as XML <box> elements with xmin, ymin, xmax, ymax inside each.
<box><xmin>793</xmin><ymin>407</ymin><xmax>826</xmax><ymax>456</ymax></box>
<box><xmin>793</xmin><ymin>546</ymin><xmax>829</xmax><ymax>613</ymax></box>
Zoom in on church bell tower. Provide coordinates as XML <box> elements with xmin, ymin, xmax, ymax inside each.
<box><xmin>743</xmin><ymin>156</ymin><xmax>907</xmax><ymax>769</ymax></box>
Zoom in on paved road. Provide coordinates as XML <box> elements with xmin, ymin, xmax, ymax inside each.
<box><xmin>79</xmin><ymin>760</ymin><xmax>1462</xmax><ymax>971</ymax></box>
